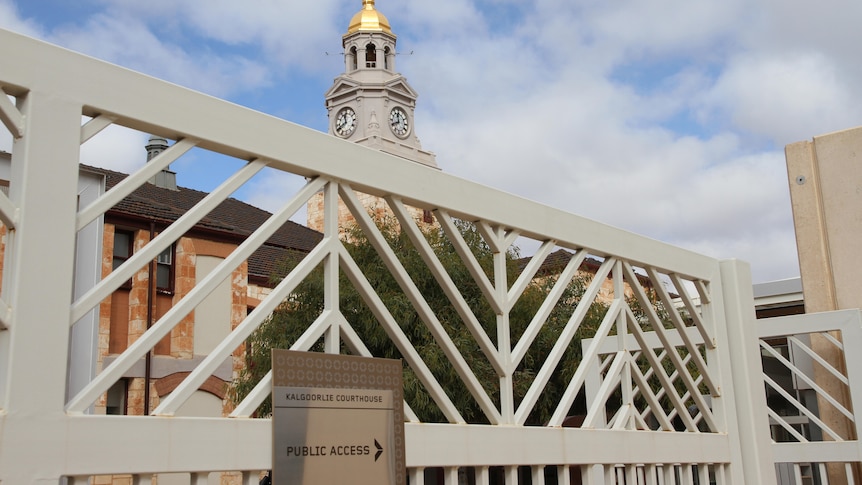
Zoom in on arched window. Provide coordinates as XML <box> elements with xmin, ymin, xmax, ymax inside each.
<box><xmin>365</xmin><ymin>43</ymin><xmax>377</xmax><ymax>68</ymax></box>
<box><xmin>384</xmin><ymin>46</ymin><xmax>391</xmax><ymax>70</ymax></box>
<box><xmin>350</xmin><ymin>46</ymin><xmax>358</xmax><ymax>71</ymax></box>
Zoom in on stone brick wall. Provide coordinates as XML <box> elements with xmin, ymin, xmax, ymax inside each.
<box><xmin>170</xmin><ymin>236</ymin><xmax>196</xmax><ymax>359</ymax></box>
<box><xmin>95</xmin><ymin>224</ymin><xmax>115</xmax><ymax>411</ymax></box>
<box><xmin>97</xmin><ymin>226</ymin><xmax>252</xmax><ymax>420</ymax></box>
<box><xmin>228</xmin><ymin>260</ymin><xmax>249</xmax><ymax>416</ymax></box>
<box><xmin>246</xmin><ymin>282</ymin><xmax>271</xmax><ymax>307</ymax></box>
<box><xmin>126</xmin><ymin>229</ymin><xmax>153</xmax><ymax>350</ymax></box>
<box><xmin>306</xmin><ymin>189</ymin><xmax>433</xmax><ymax>234</ymax></box>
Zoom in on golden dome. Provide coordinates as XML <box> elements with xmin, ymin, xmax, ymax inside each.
<box><xmin>346</xmin><ymin>0</ymin><xmax>393</xmax><ymax>35</ymax></box>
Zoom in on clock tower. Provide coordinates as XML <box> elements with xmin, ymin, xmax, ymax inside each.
<box><xmin>324</xmin><ymin>0</ymin><xmax>437</xmax><ymax>168</ymax></box>
<box><xmin>308</xmin><ymin>0</ymin><xmax>438</xmax><ymax>232</ymax></box>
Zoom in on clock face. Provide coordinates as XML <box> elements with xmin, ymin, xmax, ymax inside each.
<box><xmin>389</xmin><ymin>107</ymin><xmax>409</xmax><ymax>138</ymax></box>
<box><xmin>334</xmin><ymin>107</ymin><xmax>357</xmax><ymax>137</ymax></box>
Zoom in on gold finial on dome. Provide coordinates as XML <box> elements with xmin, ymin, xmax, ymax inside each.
<box><xmin>347</xmin><ymin>0</ymin><xmax>393</xmax><ymax>35</ymax></box>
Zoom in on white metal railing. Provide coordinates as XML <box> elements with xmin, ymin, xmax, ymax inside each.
<box><xmin>760</xmin><ymin>310</ymin><xmax>862</xmax><ymax>485</ymax></box>
<box><xmin>0</xmin><ymin>28</ymin><xmax>776</xmax><ymax>484</ymax></box>
<box><xmin>589</xmin><ymin>309</ymin><xmax>862</xmax><ymax>484</ymax></box>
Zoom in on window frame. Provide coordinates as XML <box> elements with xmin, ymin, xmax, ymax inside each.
<box><xmin>155</xmin><ymin>243</ymin><xmax>175</xmax><ymax>294</ymax></box>
<box><xmin>112</xmin><ymin>229</ymin><xmax>134</xmax><ymax>289</ymax></box>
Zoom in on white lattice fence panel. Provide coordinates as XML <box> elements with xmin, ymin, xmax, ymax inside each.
<box><xmin>578</xmin><ymin>264</ymin><xmax>719</xmax><ymax>435</ymax></box>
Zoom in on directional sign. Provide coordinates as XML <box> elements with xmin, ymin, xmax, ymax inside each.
<box><xmin>272</xmin><ymin>351</ymin><xmax>405</xmax><ymax>485</ymax></box>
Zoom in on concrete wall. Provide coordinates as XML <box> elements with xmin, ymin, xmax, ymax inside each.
<box><xmin>786</xmin><ymin>126</ymin><xmax>862</xmax><ymax>314</ymax></box>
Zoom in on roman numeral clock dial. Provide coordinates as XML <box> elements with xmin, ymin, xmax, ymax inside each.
<box><xmin>389</xmin><ymin>107</ymin><xmax>409</xmax><ymax>138</ymax></box>
<box><xmin>335</xmin><ymin>107</ymin><xmax>357</xmax><ymax>137</ymax></box>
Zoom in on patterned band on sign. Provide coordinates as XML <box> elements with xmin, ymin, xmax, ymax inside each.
<box><xmin>272</xmin><ymin>350</ymin><xmax>406</xmax><ymax>485</ymax></box>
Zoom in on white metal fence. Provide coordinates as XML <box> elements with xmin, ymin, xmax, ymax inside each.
<box><xmin>587</xmin><ymin>309</ymin><xmax>862</xmax><ymax>485</ymax></box>
<box><xmin>761</xmin><ymin>310</ymin><xmax>862</xmax><ymax>485</ymax></box>
<box><xmin>0</xmin><ymin>27</ymin><xmax>807</xmax><ymax>484</ymax></box>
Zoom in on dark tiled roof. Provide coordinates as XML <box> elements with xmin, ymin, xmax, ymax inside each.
<box><xmin>516</xmin><ymin>249</ymin><xmax>655</xmax><ymax>288</ymax></box>
<box><xmin>248</xmin><ymin>245</ymin><xmax>310</xmax><ymax>285</ymax></box>
<box><xmin>516</xmin><ymin>249</ymin><xmax>602</xmax><ymax>276</ymax></box>
<box><xmin>84</xmin><ymin>165</ymin><xmax>323</xmax><ymax>281</ymax></box>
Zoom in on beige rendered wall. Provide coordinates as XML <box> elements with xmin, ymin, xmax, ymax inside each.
<box><xmin>786</xmin><ymin>125</ymin><xmax>862</xmax><ymax>313</ymax></box>
<box><xmin>786</xmin><ymin>126</ymin><xmax>862</xmax><ymax>484</ymax></box>
<box><xmin>194</xmin><ymin>255</ymin><xmax>232</xmax><ymax>355</ymax></box>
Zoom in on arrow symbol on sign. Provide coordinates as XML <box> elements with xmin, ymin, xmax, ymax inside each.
<box><xmin>374</xmin><ymin>439</ymin><xmax>383</xmax><ymax>462</ymax></box>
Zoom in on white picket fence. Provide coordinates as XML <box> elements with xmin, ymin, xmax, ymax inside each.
<box><xmin>0</xmin><ymin>28</ymin><xmax>856</xmax><ymax>484</ymax></box>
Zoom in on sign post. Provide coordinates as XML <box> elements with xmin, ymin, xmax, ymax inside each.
<box><xmin>272</xmin><ymin>350</ymin><xmax>405</xmax><ymax>485</ymax></box>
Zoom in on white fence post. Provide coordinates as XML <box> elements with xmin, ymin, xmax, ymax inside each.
<box><xmin>0</xmin><ymin>91</ymin><xmax>82</xmax><ymax>482</ymax></box>
<box><xmin>842</xmin><ymin>310</ymin><xmax>862</xmax><ymax>461</ymax></box>
<box><xmin>718</xmin><ymin>259</ymin><xmax>777</xmax><ymax>484</ymax></box>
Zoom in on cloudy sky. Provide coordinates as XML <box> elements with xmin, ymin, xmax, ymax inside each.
<box><xmin>2</xmin><ymin>0</ymin><xmax>860</xmax><ymax>284</ymax></box>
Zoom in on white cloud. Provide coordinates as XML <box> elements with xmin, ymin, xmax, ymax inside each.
<box><xmin>50</xmin><ymin>12</ymin><xmax>271</xmax><ymax>98</ymax></box>
<box><xmin>399</xmin><ymin>1</ymin><xmax>824</xmax><ymax>283</ymax></box>
<box><xmin>80</xmin><ymin>123</ymin><xmax>148</xmax><ymax>173</ymax></box>
<box><xmin>394</xmin><ymin>1</ymin><xmax>487</xmax><ymax>39</ymax></box>
<box><xmin>239</xmin><ymin>168</ymin><xmax>310</xmax><ymax>224</ymax></box>
<box><xmin>702</xmin><ymin>52</ymin><xmax>860</xmax><ymax>145</ymax></box>
<box><xmin>91</xmin><ymin>0</ymin><xmax>348</xmax><ymax>71</ymax></box>
<box><xmin>580</xmin><ymin>0</ymin><xmax>746</xmax><ymax>58</ymax></box>
<box><xmin>183</xmin><ymin>0</ymin><xmax>344</xmax><ymax>58</ymax></box>
<box><xmin>0</xmin><ymin>0</ymin><xmax>42</xmax><ymax>38</ymax></box>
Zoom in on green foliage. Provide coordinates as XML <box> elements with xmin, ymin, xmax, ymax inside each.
<box><xmin>230</xmin><ymin>216</ymin><xmax>607</xmax><ymax>424</ymax></box>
